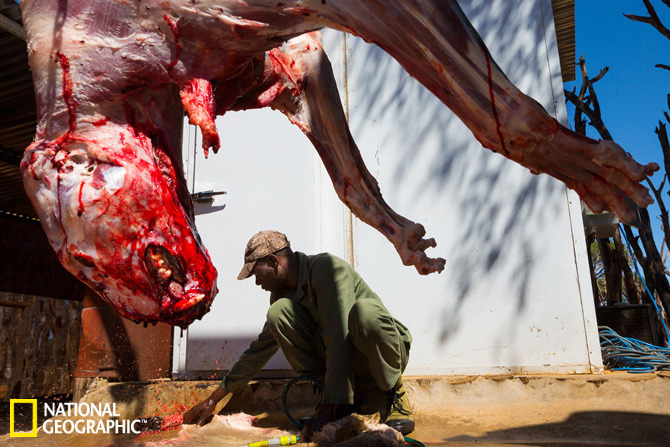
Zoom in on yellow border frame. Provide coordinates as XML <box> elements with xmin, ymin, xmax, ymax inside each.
<box><xmin>10</xmin><ymin>399</ymin><xmax>38</xmax><ymax>437</ymax></box>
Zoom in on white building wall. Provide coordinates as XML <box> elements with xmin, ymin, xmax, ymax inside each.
<box><xmin>174</xmin><ymin>0</ymin><xmax>602</xmax><ymax>379</ymax></box>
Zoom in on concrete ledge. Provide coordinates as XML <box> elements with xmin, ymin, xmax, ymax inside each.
<box><xmin>409</xmin><ymin>372</ymin><xmax>670</xmax><ymax>413</ymax></box>
<box><xmin>74</xmin><ymin>372</ymin><xmax>670</xmax><ymax>421</ymax></box>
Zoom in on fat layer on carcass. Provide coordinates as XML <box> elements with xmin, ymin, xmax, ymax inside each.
<box><xmin>20</xmin><ymin>0</ymin><xmax>658</xmax><ymax>326</ymax></box>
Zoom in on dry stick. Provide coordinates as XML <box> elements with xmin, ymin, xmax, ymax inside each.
<box><xmin>622</xmin><ymin>221</ymin><xmax>669</xmax><ymax>342</ymax></box>
<box><xmin>598</xmin><ymin>238</ymin><xmax>623</xmax><ymax>305</ymax></box>
<box><xmin>564</xmin><ymin>57</ymin><xmax>613</xmax><ymax>140</ymax></box>
<box><xmin>571</xmin><ymin>84</ymin><xmax>587</xmax><ymax>135</ymax></box>
<box><xmin>652</xmin><ymin>95</ymin><xmax>670</xmax><ymax>248</ymax></box>
<box><xmin>662</xmin><ymin>236</ymin><xmax>670</xmax><ymax>275</ymax></box>
<box><xmin>566</xmin><ymin>58</ymin><xmax>622</xmax><ymax>305</ymax></box>
<box><xmin>636</xmin><ymin>207</ymin><xmax>670</xmax><ymax>344</ymax></box>
<box><xmin>658</xmin><ymin>96</ymin><xmax>670</xmax><ymax>178</ymax></box>
<box><xmin>585</xmin><ymin>233</ymin><xmax>604</xmax><ymax>306</ymax></box>
<box><xmin>647</xmin><ymin>175</ymin><xmax>670</xmax><ymax>250</ymax></box>
<box><xmin>567</xmin><ymin>58</ymin><xmax>621</xmax><ymax>304</ymax></box>
<box><xmin>624</xmin><ymin>0</ymin><xmax>670</xmax><ymax>41</ymax></box>
<box><xmin>613</xmin><ymin>228</ymin><xmax>642</xmax><ymax>304</ymax></box>
<box><xmin>585</xmin><ymin>69</ymin><xmax>604</xmax><ymax>124</ymax></box>
<box><xmin>566</xmin><ymin>57</ymin><xmax>670</xmax><ymax>336</ymax></box>
<box><xmin>622</xmin><ymin>225</ymin><xmax>657</xmax><ymax>296</ymax></box>
<box><xmin>627</xmin><ymin>1</ymin><xmax>670</xmax><ymax>333</ymax></box>
<box><xmin>573</xmin><ymin>55</ymin><xmax>591</xmax><ymax>135</ymax></box>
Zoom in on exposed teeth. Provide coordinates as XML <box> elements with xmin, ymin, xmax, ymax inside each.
<box><xmin>145</xmin><ymin>244</ymin><xmax>186</xmax><ymax>286</ymax></box>
<box><xmin>152</xmin><ymin>253</ymin><xmax>168</xmax><ymax>271</ymax></box>
<box><xmin>172</xmin><ymin>294</ymin><xmax>206</xmax><ymax>313</ymax></box>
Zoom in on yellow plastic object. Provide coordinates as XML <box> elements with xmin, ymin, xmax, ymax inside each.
<box><xmin>241</xmin><ymin>435</ymin><xmax>299</xmax><ymax>447</ymax></box>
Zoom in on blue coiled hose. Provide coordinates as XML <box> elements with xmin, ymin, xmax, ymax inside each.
<box><xmin>599</xmin><ymin>326</ymin><xmax>670</xmax><ymax>372</ymax></box>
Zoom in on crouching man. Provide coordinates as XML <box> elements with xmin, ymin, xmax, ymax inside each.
<box><xmin>184</xmin><ymin>230</ymin><xmax>414</xmax><ymax>440</ymax></box>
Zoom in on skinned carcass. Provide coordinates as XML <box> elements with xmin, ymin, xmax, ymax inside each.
<box><xmin>20</xmin><ymin>0</ymin><xmax>658</xmax><ymax>326</ymax></box>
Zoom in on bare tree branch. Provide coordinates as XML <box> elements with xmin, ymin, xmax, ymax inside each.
<box><xmin>647</xmin><ymin>175</ymin><xmax>670</xmax><ymax>247</ymax></box>
<box><xmin>581</xmin><ymin>57</ymin><xmax>605</xmax><ymax>120</ymax></box>
<box><xmin>657</xmin><ymin>120</ymin><xmax>670</xmax><ymax>178</ymax></box>
<box><xmin>564</xmin><ymin>56</ymin><xmax>614</xmax><ymax>140</ymax></box>
<box><xmin>565</xmin><ymin>88</ymin><xmax>589</xmax><ymax>134</ymax></box>
<box><xmin>567</xmin><ymin>55</ymin><xmax>670</xmax><ymax>336</ymax></box>
<box><xmin>657</xmin><ymin>63</ymin><xmax>670</xmax><ymax>71</ymax></box>
<box><xmin>570</xmin><ymin>56</ymin><xmax>589</xmax><ymax>136</ymax></box>
<box><xmin>585</xmin><ymin>233</ymin><xmax>603</xmax><ymax>305</ymax></box>
<box><xmin>662</xmin><ymin>237</ymin><xmax>670</xmax><ymax>275</ymax></box>
<box><xmin>564</xmin><ymin>88</ymin><xmax>613</xmax><ymax>140</ymax></box>
<box><xmin>591</xmin><ymin>67</ymin><xmax>610</xmax><ymax>83</ymax></box>
<box><xmin>615</xmin><ymin>229</ymin><xmax>641</xmax><ymax>303</ymax></box>
<box><xmin>598</xmin><ymin>237</ymin><xmax>621</xmax><ymax>305</ymax></box>
<box><xmin>624</xmin><ymin>0</ymin><xmax>670</xmax><ymax>41</ymax></box>
<box><xmin>623</xmin><ymin>225</ymin><xmax>656</xmax><ymax>294</ymax></box>
<box><xmin>625</xmin><ymin>14</ymin><xmax>653</xmax><ymax>25</ymax></box>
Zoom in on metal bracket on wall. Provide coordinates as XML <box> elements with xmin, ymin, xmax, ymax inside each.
<box><xmin>190</xmin><ymin>190</ymin><xmax>226</xmax><ymax>204</ymax></box>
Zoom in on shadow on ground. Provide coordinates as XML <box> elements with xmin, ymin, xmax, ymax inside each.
<box><xmin>436</xmin><ymin>410</ymin><xmax>670</xmax><ymax>447</ymax></box>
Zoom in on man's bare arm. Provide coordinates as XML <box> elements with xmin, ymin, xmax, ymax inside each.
<box><xmin>183</xmin><ymin>386</ymin><xmax>229</xmax><ymax>426</ymax></box>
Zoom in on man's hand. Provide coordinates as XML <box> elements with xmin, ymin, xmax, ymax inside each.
<box><xmin>183</xmin><ymin>387</ymin><xmax>228</xmax><ymax>426</ymax></box>
<box><xmin>299</xmin><ymin>403</ymin><xmax>354</xmax><ymax>442</ymax></box>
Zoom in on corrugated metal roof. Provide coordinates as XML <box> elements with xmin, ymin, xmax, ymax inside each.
<box><xmin>0</xmin><ymin>2</ymin><xmax>576</xmax><ymax>223</ymax></box>
<box><xmin>552</xmin><ymin>0</ymin><xmax>576</xmax><ymax>82</ymax></box>
<box><xmin>0</xmin><ymin>1</ymin><xmax>37</xmax><ymax>220</ymax></box>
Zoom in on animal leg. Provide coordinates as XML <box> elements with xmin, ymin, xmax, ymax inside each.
<box><xmin>298</xmin><ymin>0</ymin><xmax>658</xmax><ymax>222</ymax></box>
<box><xmin>232</xmin><ymin>33</ymin><xmax>445</xmax><ymax>274</ymax></box>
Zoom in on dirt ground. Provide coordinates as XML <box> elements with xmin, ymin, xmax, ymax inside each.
<box><xmin>411</xmin><ymin>408</ymin><xmax>670</xmax><ymax>446</ymax></box>
<box><xmin>1</xmin><ymin>407</ymin><xmax>668</xmax><ymax>446</ymax></box>
<box><xmin>1</xmin><ymin>373</ymin><xmax>669</xmax><ymax>446</ymax></box>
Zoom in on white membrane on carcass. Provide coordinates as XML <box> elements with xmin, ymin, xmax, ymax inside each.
<box><xmin>101</xmin><ymin>166</ymin><xmax>126</xmax><ymax>192</ymax></box>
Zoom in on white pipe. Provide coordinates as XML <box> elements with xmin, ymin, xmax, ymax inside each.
<box><xmin>0</xmin><ymin>13</ymin><xmax>25</xmax><ymax>41</ymax></box>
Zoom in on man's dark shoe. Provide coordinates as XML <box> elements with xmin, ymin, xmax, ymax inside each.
<box><xmin>383</xmin><ymin>377</ymin><xmax>415</xmax><ymax>435</ymax></box>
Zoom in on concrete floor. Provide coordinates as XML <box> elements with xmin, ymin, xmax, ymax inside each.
<box><xmin>407</xmin><ymin>372</ymin><xmax>670</xmax><ymax>446</ymax></box>
<box><xmin>2</xmin><ymin>372</ymin><xmax>669</xmax><ymax>446</ymax></box>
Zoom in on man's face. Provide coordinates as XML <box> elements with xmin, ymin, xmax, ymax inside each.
<box><xmin>252</xmin><ymin>256</ymin><xmax>286</xmax><ymax>294</ymax></box>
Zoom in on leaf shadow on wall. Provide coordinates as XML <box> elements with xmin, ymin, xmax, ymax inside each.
<box><xmin>340</xmin><ymin>0</ymin><xmax>571</xmax><ymax>360</ymax></box>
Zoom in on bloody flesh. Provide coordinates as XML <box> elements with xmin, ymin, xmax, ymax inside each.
<box><xmin>20</xmin><ymin>0</ymin><xmax>658</xmax><ymax>326</ymax></box>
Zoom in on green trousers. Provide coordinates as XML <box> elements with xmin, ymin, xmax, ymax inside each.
<box><xmin>266</xmin><ymin>298</ymin><xmax>411</xmax><ymax>396</ymax></box>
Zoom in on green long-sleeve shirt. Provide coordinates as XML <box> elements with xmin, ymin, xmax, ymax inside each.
<box><xmin>220</xmin><ymin>251</ymin><xmax>408</xmax><ymax>404</ymax></box>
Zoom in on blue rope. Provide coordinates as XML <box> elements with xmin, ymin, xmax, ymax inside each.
<box><xmin>617</xmin><ymin>224</ymin><xmax>670</xmax><ymax>346</ymax></box>
<box><xmin>599</xmin><ymin>326</ymin><xmax>670</xmax><ymax>372</ymax></box>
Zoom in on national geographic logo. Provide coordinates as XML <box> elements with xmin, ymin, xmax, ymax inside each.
<box><xmin>9</xmin><ymin>399</ymin><xmax>37</xmax><ymax>437</ymax></box>
<box><xmin>9</xmin><ymin>399</ymin><xmax>144</xmax><ymax>437</ymax></box>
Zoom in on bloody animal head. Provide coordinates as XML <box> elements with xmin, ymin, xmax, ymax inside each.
<box><xmin>21</xmin><ymin>83</ymin><xmax>217</xmax><ymax>328</ymax></box>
